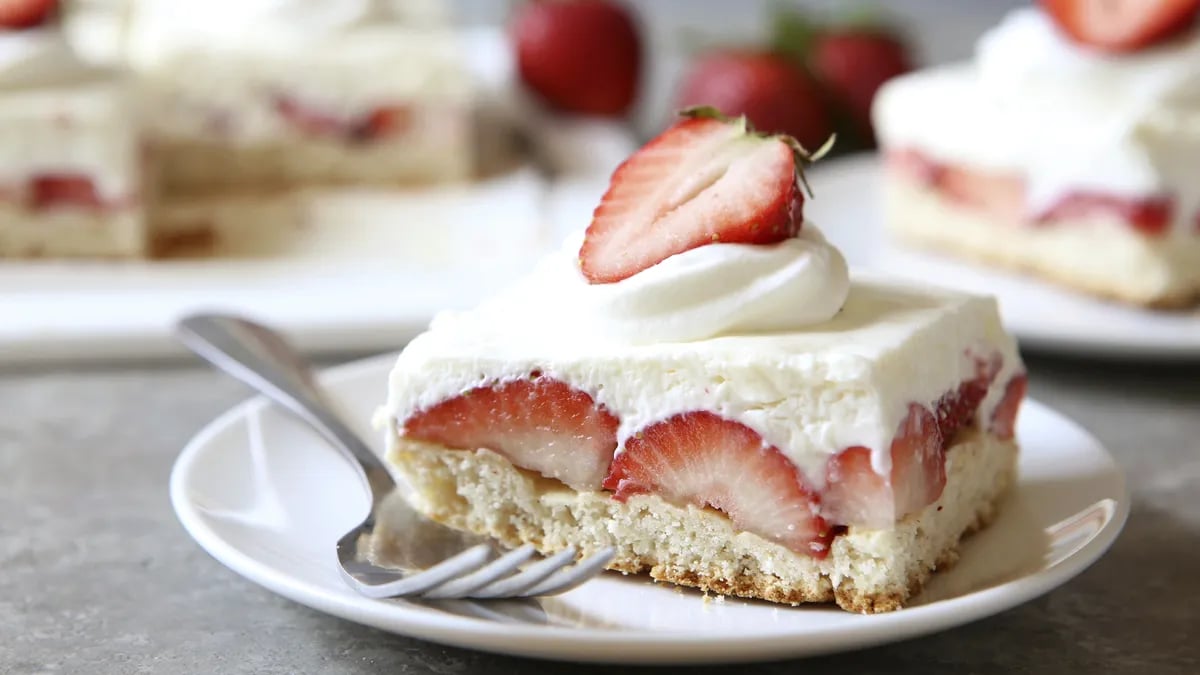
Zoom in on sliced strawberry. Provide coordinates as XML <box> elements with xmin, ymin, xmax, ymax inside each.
<box><xmin>935</xmin><ymin>165</ymin><xmax>1026</xmax><ymax>224</ymax></box>
<box><xmin>273</xmin><ymin>96</ymin><xmax>342</xmax><ymax>137</ymax></box>
<box><xmin>990</xmin><ymin>374</ymin><xmax>1028</xmax><ymax>441</ymax></box>
<box><xmin>1040</xmin><ymin>0</ymin><xmax>1200</xmax><ymax>53</ymax></box>
<box><xmin>1038</xmin><ymin>193</ymin><xmax>1173</xmax><ymax>236</ymax></box>
<box><xmin>935</xmin><ymin>355</ymin><xmax>1001</xmax><ymax>442</ymax></box>
<box><xmin>352</xmin><ymin>105</ymin><xmax>412</xmax><ymax>142</ymax></box>
<box><xmin>579</xmin><ymin>111</ymin><xmax>811</xmax><ymax>284</ymax></box>
<box><xmin>886</xmin><ymin>148</ymin><xmax>944</xmax><ymax>184</ymax></box>
<box><xmin>604</xmin><ymin>411</ymin><xmax>831</xmax><ymax>556</ymax></box>
<box><xmin>402</xmin><ymin>374</ymin><xmax>619</xmax><ymax>491</ymax></box>
<box><xmin>822</xmin><ymin>404</ymin><xmax>945</xmax><ymax>529</ymax></box>
<box><xmin>0</xmin><ymin>0</ymin><xmax>56</xmax><ymax>28</ymax></box>
<box><xmin>28</xmin><ymin>174</ymin><xmax>103</xmax><ymax>210</ymax></box>
<box><xmin>889</xmin><ymin>150</ymin><xmax>1023</xmax><ymax>222</ymax></box>
<box><xmin>891</xmin><ymin>149</ymin><xmax>1173</xmax><ymax>236</ymax></box>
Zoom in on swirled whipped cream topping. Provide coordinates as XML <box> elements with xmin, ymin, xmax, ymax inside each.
<box><xmin>436</xmin><ymin>225</ymin><xmax>850</xmax><ymax>345</ymax></box>
<box><xmin>0</xmin><ymin>28</ymin><xmax>97</xmax><ymax>89</ymax></box>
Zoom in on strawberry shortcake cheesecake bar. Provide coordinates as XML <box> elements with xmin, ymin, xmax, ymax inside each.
<box><xmin>0</xmin><ymin>4</ymin><xmax>148</xmax><ymax>258</ymax></box>
<box><xmin>874</xmin><ymin>0</ymin><xmax>1200</xmax><ymax>308</ymax></box>
<box><xmin>379</xmin><ymin>110</ymin><xmax>1027</xmax><ymax>613</ymax></box>
<box><xmin>122</xmin><ymin>1</ymin><xmax>475</xmax><ymax>197</ymax></box>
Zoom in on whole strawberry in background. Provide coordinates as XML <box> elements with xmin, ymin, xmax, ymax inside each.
<box><xmin>674</xmin><ymin>51</ymin><xmax>834</xmax><ymax>153</ymax></box>
<box><xmin>510</xmin><ymin>0</ymin><xmax>642</xmax><ymax>116</ymax></box>
<box><xmin>807</xmin><ymin>23</ymin><xmax>913</xmax><ymax>147</ymax></box>
<box><xmin>676</xmin><ymin>6</ymin><xmax>913</xmax><ymax>154</ymax></box>
<box><xmin>0</xmin><ymin>0</ymin><xmax>58</xmax><ymax>28</ymax></box>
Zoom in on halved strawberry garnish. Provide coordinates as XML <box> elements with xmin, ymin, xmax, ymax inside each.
<box><xmin>1040</xmin><ymin>0</ymin><xmax>1200</xmax><ymax>53</ymax></box>
<box><xmin>0</xmin><ymin>0</ymin><xmax>56</xmax><ymax>28</ymax></box>
<box><xmin>822</xmin><ymin>404</ymin><xmax>945</xmax><ymax>529</ymax></box>
<box><xmin>28</xmin><ymin>174</ymin><xmax>103</xmax><ymax>210</ymax></box>
<box><xmin>578</xmin><ymin>108</ymin><xmax>828</xmax><ymax>284</ymax></box>
<box><xmin>603</xmin><ymin>411</ymin><xmax>831</xmax><ymax>556</ymax></box>
<box><xmin>402</xmin><ymin>373</ymin><xmax>619</xmax><ymax>491</ymax></box>
<box><xmin>891</xmin><ymin>149</ymin><xmax>1175</xmax><ymax>236</ymax></box>
<box><xmin>990</xmin><ymin>374</ymin><xmax>1027</xmax><ymax>441</ymax></box>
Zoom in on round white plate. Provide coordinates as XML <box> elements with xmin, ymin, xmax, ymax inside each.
<box><xmin>807</xmin><ymin>154</ymin><xmax>1200</xmax><ymax>360</ymax></box>
<box><xmin>171</xmin><ymin>354</ymin><xmax>1128</xmax><ymax>664</ymax></box>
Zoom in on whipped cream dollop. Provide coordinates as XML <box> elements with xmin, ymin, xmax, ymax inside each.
<box><xmin>444</xmin><ymin>226</ymin><xmax>850</xmax><ymax>345</ymax></box>
<box><xmin>0</xmin><ymin>28</ymin><xmax>97</xmax><ymax>89</ymax></box>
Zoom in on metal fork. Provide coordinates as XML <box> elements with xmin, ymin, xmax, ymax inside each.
<box><xmin>176</xmin><ymin>314</ymin><xmax>615</xmax><ymax>600</ymax></box>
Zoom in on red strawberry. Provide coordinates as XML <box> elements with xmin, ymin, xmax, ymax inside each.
<box><xmin>604</xmin><ymin>411</ymin><xmax>831</xmax><ymax>556</ymax></box>
<box><xmin>1038</xmin><ymin>193</ymin><xmax>1173</xmax><ymax>236</ymax></box>
<box><xmin>579</xmin><ymin>109</ymin><xmax>816</xmax><ymax>284</ymax></box>
<box><xmin>352</xmin><ymin>105</ymin><xmax>412</xmax><ymax>142</ymax></box>
<box><xmin>511</xmin><ymin>0</ymin><xmax>641</xmax><ymax>116</ymax></box>
<box><xmin>675</xmin><ymin>51</ymin><xmax>833</xmax><ymax>152</ymax></box>
<box><xmin>28</xmin><ymin>174</ymin><xmax>103</xmax><ymax>210</ymax></box>
<box><xmin>0</xmin><ymin>0</ymin><xmax>56</xmax><ymax>28</ymax></box>
<box><xmin>402</xmin><ymin>374</ymin><xmax>619</xmax><ymax>491</ymax></box>
<box><xmin>1040</xmin><ymin>0</ymin><xmax>1200</xmax><ymax>52</ymax></box>
<box><xmin>889</xmin><ymin>150</ymin><xmax>1023</xmax><ymax>220</ymax></box>
<box><xmin>273</xmin><ymin>96</ymin><xmax>342</xmax><ymax>137</ymax></box>
<box><xmin>822</xmin><ymin>404</ymin><xmax>945</xmax><ymax>528</ymax></box>
<box><xmin>809</xmin><ymin>29</ymin><xmax>912</xmax><ymax>145</ymax></box>
<box><xmin>935</xmin><ymin>165</ymin><xmax>1026</xmax><ymax>224</ymax></box>
<box><xmin>990</xmin><ymin>374</ymin><xmax>1027</xmax><ymax>441</ymax></box>
<box><xmin>935</xmin><ymin>355</ymin><xmax>1001</xmax><ymax>442</ymax></box>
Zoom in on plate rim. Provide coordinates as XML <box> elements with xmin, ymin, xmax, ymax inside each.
<box><xmin>810</xmin><ymin>152</ymin><xmax>1200</xmax><ymax>361</ymax></box>
<box><xmin>170</xmin><ymin>354</ymin><xmax>1130</xmax><ymax>664</ymax></box>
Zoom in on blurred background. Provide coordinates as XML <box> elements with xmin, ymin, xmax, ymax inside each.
<box><xmin>5</xmin><ymin>0</ymin><xmax>1194</xmax><ymax>363</ymax></box>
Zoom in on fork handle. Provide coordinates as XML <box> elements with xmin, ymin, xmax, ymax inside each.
<box><xmin>176</xmin><ymin>314</ymin><xmax>394</xmax><ymax>490</ymax></box>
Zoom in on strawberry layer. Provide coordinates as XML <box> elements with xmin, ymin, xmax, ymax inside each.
<box><xmin>398</xmin><ymin>362</ymin><xmax>1025</xmax><ymax>556</ymax></box>
<box><xmin>888</xmin><ymin>149</ymin><xmax>1196</xmax><ymax>237</ymax></box>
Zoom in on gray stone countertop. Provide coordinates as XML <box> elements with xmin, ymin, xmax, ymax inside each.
<box><xmin>2</xmin><ymin>352</ymin><xmax>1198</xmax><ymax>674</ymax></box>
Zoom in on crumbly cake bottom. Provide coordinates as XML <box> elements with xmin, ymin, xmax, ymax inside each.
<box><xmin>386</xmin><ymin>428</ymin><xmax>1017</xmax><ymax>614</ymax></box>
<box><xmin>0</xmin><ymin>210</ymin><xmax>146</xmax><ymax>258</ymax></box>
<box><xmin>883</xmin><ymin>177</ymin><xmax>1200</xmax><ymax>309</ymax></box>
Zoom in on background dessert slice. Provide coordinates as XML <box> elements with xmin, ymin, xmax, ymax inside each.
<box><xmin>0</xmin><ymin>28</ymin><xmax>148</xmax><ymax>258</ymax></box>
<box><xmin>127</xmin><ymin>26</ymin><xmax>475</xmax><ymax>197</ymax></box>
<box><xmin>872</xmin><ymin>7</ymin><xmax>1200</xmax><ymax>308</ymax></box>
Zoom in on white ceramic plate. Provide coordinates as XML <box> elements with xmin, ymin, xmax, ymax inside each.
<box><xmin>807</xmin><ymin>155</ymin><xmax>1200</xmax><ymax>360</ymax></box>
<box><xmin>170</xmin><ymin>354</ymin><xmax>1129</xmax><ymax>665</ymax></box>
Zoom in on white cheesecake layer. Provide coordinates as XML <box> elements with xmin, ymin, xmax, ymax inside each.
<box><xmin>385</xmin><ymin>275</ymin><xmax>1022</xmax><ymax>487</ymax></box>
<box><xmin>873</xmin><ymin>7</ymin><xmax>1200</xmax><ymax>235</ymax></box>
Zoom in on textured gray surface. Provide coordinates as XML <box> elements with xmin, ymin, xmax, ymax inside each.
<box><xmin>2</xmin><ymin>352</ymin><xmax>1198</xmax><ymax>674</ymax></box>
